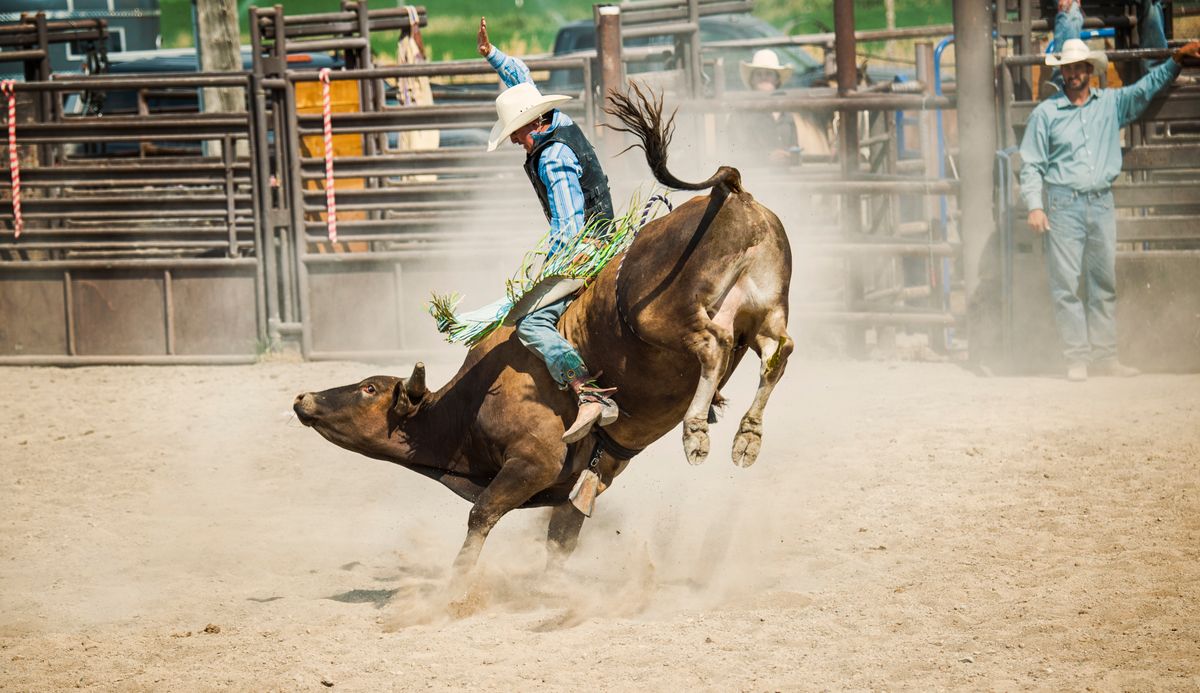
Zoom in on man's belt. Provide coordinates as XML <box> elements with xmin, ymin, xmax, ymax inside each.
<box><xmin>1046</xmin><ymin>184</ymin><xmax>1111</xmax><ymax>200</ymax></box>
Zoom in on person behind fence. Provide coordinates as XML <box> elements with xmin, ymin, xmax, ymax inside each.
<box><xmin>726</xmin><ymin>49</ymin><xmax>835</xmax><ymax>163</ymax></box>
<box><xmin>1019</xmin><ymin>19</ymin><xmax>1200</xmax><ymax>382</ymax></box>
<box><xmin>477</xmin><ymin>16</ymin><xmax>619</xmax><ymax>443</ymax></box>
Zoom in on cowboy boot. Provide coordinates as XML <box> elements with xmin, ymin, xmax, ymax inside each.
<box><xmin>562</xmin><ymin>375</ymin><xmax>619</xmax><ymax>444</ymax></box>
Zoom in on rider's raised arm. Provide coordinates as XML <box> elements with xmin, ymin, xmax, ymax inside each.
<box><xmin>486</xmin><ymin>46</ymin><xmax>533</xmax><ymax>89</ymax></box>
<box><xmin>479</xmin><ymin>16</ymin><xmax>533</xmax><ymax>88</ymax></box>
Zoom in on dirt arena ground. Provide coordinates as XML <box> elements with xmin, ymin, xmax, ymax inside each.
<box><xmin>1</xmin><ymin>358</ymin><xmax>1197</xmax><ymax>691</ymax></box>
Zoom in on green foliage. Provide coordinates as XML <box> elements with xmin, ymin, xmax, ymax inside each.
<box><xmin>161</xmin><ymin>0</ymin><xmax>596</xmax><ymax>60</ymax></box>
<box><xmin>755</xmin><ymin>0</ymin><xmax>952</xmax><ymax>35</ymax></box>
<box><xmin>163</xmin><ymin>0</ymin><xmax>952</xmax><ymax>59</ymax></box>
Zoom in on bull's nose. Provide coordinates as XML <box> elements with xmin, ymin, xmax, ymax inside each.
<box><xmin>293</xmin><ymin>392</ymin><xmax>318</xmax><ymax>424</ymax></box>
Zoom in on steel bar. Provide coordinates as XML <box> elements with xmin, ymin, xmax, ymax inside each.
<box><xmin>834</xmin><ymin>0</ymin><xmax>864</xmax><ymax>356</ymax></box>
<box><xmin>163</xmin><ymin>269</ymin><xmax>176</xmax><ymax>356</ymax></box>
<box><xmin>793</xmin><ymin>311</ymin><xmax>960</xmax><ymax>326</ymax></box>
<box><xmin>286</xmin><ymin>56</ymin><xmax>588</xmax><ymax>81</ymax></box>
<box><xmin>623</xmin><ymin>20</ymin><xmax>698</xmax><ymax>39</ymax></box>
<box><xmin>680</xmin><ymin>93</ymin><xmax>954</xmax><ymax>112</ymax></box>
<box><xmin>0</xmin><ymin>241</ymin><xmax>247</xmax><ymax>250</ymax></box>
<box><xmin>0</xmin><ymin>258</ymin><xmax>256</xmax><ymax>270</ymax></box>
<box><xmin>1003</xmin><ymin>47</ymin><xmax>1186</xmax><ymax>67</ymax></box>
<box><xmin>63</xmin><ymin>270</ymin><xmax>76</xmax><ymax>357</ymax></box>
<box><xmin>795</xmin><ymin>241</ymin><xmax>958</xmax><ymax>256</ymax></box>
<box><xmin>2</xmin><ymin>175</ymin><xmax>249</xmax><ymax>187</ymax></box>
<box><xmin>305</xmin><ymin>350</ymin><xmax>428</xmax><ymax>363</ymax></box>
<box><xmin>596</xmin><ymin>4</ymin><xmax>625</xmax><ymax>158</ymax></box>
<box><xmin>282</xmin><ymin>77</ymin><xmax>314</xmax><ymax>359</ymax></box>
<box><xmin>0</xmin><ymin>49</ymin><xmax>47</xmax><ymax>63</ymax></box>
<box><xmin>10</xmin><ymin>74</ymin><xmax>249</xmax><ymax>90</ymax></box>
<box><xmin>7</xmin><ymin>226</ymin><xmax>254</xmax><ymax>237</ymax></box>
<box><xmin>301</xmin><ymin>247</ymin><xmax>530</xmax><ymax>264</ymax></box>
<box><xmin>702</xmin><ymin>23</ymin><xmax>957</xmax><ymax>51</ymax></box>
<box><xmin>0</xmin><ymin>355</ymin><xmax>259</xmax><ymax>366</ymax></box>
<box><xmin>997</xmin><ymin>15</ymin><xmax>1135</xmax><ymax>35</ymax></box>
<box><xmin>744</xmin><ymin>179</ymin><xmax>958</xmax><ymax>194</ymax></box>
<box><xmin>954</xmin><ymin>0</ymin><xmax>998</xmax><ymax>358</ymax></box>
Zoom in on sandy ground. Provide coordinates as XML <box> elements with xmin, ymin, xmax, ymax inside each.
<box><xmin>1</xmin><ymin>357</ymin><xmax>1198</xmax><ymax>691</ymax></box>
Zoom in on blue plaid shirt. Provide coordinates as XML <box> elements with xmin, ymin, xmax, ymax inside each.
<box><xmin>488</xmin><ymin>47</ymin><xmax>586</xmax><ymax>258</ymax></box>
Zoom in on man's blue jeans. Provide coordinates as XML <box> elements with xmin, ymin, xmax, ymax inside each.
<box><xmin>516</xmin><ymin>295</ymin><xmax>586</xmax><ymax>386</ymax></box>
<box><xmin>1043</xmin><ymin>185</ymin><xmax>1118</xmax><ymax>365</ymax></box>
<box><xmin>1051</xmin><ymin>1</ymin><xmax>1168</xmax><ymax>87</ymax></box>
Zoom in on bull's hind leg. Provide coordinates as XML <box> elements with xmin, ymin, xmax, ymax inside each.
<box><xmin>732</xmin><ymin>306</ymin><xmax>793</xmax><ymax>468</ymax></box>
<box><xmin>682</xmin><ymin>305</ymin><xmax>737</xmax><ymax>465</ymax></box>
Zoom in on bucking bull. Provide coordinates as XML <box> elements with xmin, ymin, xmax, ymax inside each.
<box><xmin>294</xmin><ymin>86</ymin><xmax>793</xmax><ymax>574</ymax></box>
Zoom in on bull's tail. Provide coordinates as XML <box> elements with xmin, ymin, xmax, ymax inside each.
<box><xmin>604</xmin><ymin>82</ymin><xmax>742</xmax><ymax>195</ymax></box>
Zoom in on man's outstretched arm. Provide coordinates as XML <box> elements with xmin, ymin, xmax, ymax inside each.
<box><xmin>1116</xmin><ymin>41</ymin><xmax>1200</xmax><ymax>126</ymax></box>
<box><xmin>477</xmin><ymin>16</ymin><xmax>532</xmax><ymax>88</ymax></box>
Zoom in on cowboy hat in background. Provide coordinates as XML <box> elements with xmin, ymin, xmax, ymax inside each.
<box><xmin>486</xmin><ymin>82</ymin><xmax>572</xmax><ymax>152</ymax></box>
<box><xmin>1045</xmin><ymin>37</ymin><xmax>1108</xmax><ymax>71</ymax></box>
<box><xmin>740</xmin><ymin>49</ymin><xmax>795</xmax><ymax>89</ymax></box>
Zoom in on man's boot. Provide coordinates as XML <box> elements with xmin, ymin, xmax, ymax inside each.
<box><xmin>562</xmin><ymin>375</ymin><xmax>619</xmax><ymax>443</ymax></box>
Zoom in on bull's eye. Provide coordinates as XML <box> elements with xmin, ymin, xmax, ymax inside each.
<box><xmin>363</xmin><ymin>384</ymin><xmax>377</xmax><ymax>395</ymax></box>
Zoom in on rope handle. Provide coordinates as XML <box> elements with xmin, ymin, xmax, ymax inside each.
<box><xmin>1</xmin><ymin>80</ymin><xmax>21</xmax><ymax>239</ymax></box>
<box><xmin>318</xmin><ymin>68</ymin><xmax>337</xmax><ymax>243</ymax></box>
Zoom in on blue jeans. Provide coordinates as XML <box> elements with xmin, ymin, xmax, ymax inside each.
<box><xmin>515</xmin><ymin>295</ymin><xmax>586</xmax><ymax>386</ymax></box>
<box><xmin>1051</xmin><ymin>1</ymin><xmax>1167</xmax><ymax>85</ymax></box>
<box><xmin>1043</xmin><ymin>185</ymin><xmax>1118</xmax><ymax>365</ymax></box>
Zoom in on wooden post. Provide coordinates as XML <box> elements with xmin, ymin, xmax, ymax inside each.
<box><xmin>196</xmin><ymin>0</ymin><xmax>245</xmax><ymax>157</ymax></box>
<box><xmin>834</xmin><ymin>0</ymin><xmax>865</xmax><ymax>356</ymax></box>
<box><xmin>595</xmin><ymin>4</ymin><xmax>624</xmax><ymax>155</ymax></box>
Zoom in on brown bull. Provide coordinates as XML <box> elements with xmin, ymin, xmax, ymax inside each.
<box><xmin>293</xmin><ymin>86</ymin><xmax>793</xmax><ymax>573</ymax></box>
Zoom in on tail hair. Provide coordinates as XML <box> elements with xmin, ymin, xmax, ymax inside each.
<box><xmin>604</xmin><ymin>81</ymin><xmax>742</xmax><ymax>195</ymax></box>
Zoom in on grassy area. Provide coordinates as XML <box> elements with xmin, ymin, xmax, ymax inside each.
<box><xmin>161</xmin><ymin>0</ymin><xmax>596</xmax><ymax>61</ymax></box>
<box><xmin>755</xmin><ymin>0</ymin><xmax>951</xmax><ymax>35</ymax></box>
<box><xmin>161</xmin><ymin>0</ymin><xmax>953</xmax><ymax>61</ymax></box>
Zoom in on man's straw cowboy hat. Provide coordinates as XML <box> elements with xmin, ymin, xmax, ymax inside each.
<box><xmin>739</xmin><ymin>49</ymin><xmax>794</xmax><ymax>88</ymax></box>
<box><xmin>487</xmin><ymin>82</ymin><xmax>572</xmax><ymax>152</ymax></box>
<box><xmin>1044</xmin><ymin>38</ymin><xmax>1108</xmax><ymax>71</ymax></box>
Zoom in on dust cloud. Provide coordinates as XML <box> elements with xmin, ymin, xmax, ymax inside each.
<box><xmin>4</xmin><ymin>359</ymin><xmax>1198</xmax><ymax>688</ymax></box>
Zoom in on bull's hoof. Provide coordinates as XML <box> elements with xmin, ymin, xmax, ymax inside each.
<box><xmin>732</xmin><ymin>416</ymin><xmax>763</xmax><ymax>468</ymax></box>
<box><xmin>683</xmin><ymin>418</ymin><xmax>710</xmax><ymax>465</ymax></box>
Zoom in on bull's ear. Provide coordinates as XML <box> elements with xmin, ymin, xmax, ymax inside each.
<box><xmin>406</xmin><ymin>362</ymin><xmax>427</xmax><ymax>402</ymax></box>
<box><xmin>391</xmin><ymin>381</ymin><xmax>412</xmax><ymax>418</ymax></box>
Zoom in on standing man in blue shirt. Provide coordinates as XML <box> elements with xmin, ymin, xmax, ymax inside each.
<box><xmin>1019</xmin><ymin>4</ymin><xmax>1199</xmax><ymax>382</ymax></box>
<box><xmin>478</xmin><ymin>17</ymin><xmax>619</xmax><ymax>442</ymax></box>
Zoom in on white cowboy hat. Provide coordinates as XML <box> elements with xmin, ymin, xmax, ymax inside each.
<box><xmin>487</xmin><ymin>81</ymin><xmax>573</xmax><ymax>152</ymax></box>
<box><xmin>1045</xmin><ymin>38</ymin><xmax>1107</xmax><ymax>71</ymax></box>
<box><xmin>739</xmin><ymin>49</ymin><xmax>794</xmax><ymax>88</ymax></box>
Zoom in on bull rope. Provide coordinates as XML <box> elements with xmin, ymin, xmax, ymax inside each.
<box><xmin>318</xmin><ymin>68</ymin><xmax>338</xmax><ymax>243</ymax></box>
<box><xmin>2</xmin><ymin>80</ymin><xmax>22</xmax><ymax>239</ymax></box>
<box><xmin>614</xmin><ymin>193</ymin><xmax>673</xmax><ymax>341</ymax></box>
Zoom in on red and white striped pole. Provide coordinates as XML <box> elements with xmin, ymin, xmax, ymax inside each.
<box><xmin>318</xmin><ymin>68</ymin><xmax>338</xmax><ymax>243</ymax></box>
<box><xmin>1</xmin><ymin>80</ymin><xmax>22</xmax><ymax>239</ymax></box>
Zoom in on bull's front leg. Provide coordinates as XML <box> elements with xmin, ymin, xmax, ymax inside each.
<box><xmin>545</xmin><ymin>501</ymin><xmax>586</xmax><ymax>572</ymax></box>
<box><xmin>544</xmin><ymin>450</ymin><xmax>630</xmax><ymax>571</ymax></box>
<box><xmin>452</xmin><ymin>447</ymin><xmax>562</xmax><ymax>576</ymax></box>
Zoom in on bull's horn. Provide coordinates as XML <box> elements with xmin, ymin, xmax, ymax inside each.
<box><xmin>407</xmin><ymin>362</ymin><xmax>427</xmax><ymax>400</ymax></box>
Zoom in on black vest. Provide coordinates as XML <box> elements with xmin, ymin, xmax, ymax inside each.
<box><xmin>523</xmin><ymin>120</ymin><xmax>614</xmax><ymax>227</ymax></box>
